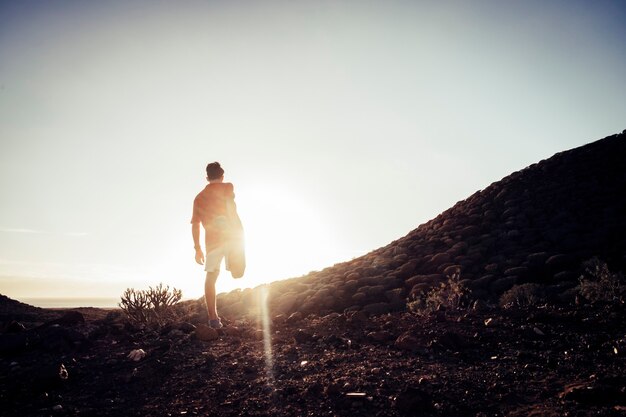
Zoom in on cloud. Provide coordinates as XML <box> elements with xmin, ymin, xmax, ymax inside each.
<box><xmin>0</xmin><ymin>228</ymin><xmax>87</xmax><ymax>237</ymax></box>
<box><xmin>0</xmin><ymin>228</ymin><xmax>48</xmax><ymax>234</ymax></box>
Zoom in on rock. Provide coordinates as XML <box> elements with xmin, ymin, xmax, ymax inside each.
<box><xmin>367</xmin><ymin>331</ymin><xmax>393</xmax><ymax>342</ymax></box>
<box><xmin>324</xmin><ymin>382</ymin><xmax>342</xmax><ymax>396</ymax></box>
<box><xmin>274</xmin><ymin>292</ymin><xmax>299</xmax><ymax>315</ymax></box>
<box><xmin>553</xmin><ymin>270</ymin><xmax>578</xmax><ymax>282</ymax></box>
<box><xmin>443</xmin><ymin>265</ymin><xmax>462</xmax><ymax>277</ymax></box>
<box><xmin>32</xmin><ymin>363</ymin><xmax>69</xmax><ymax>390</ymax></box>
<box><xmin>293</xmin><ymin>329</ymin><xmax>314</xmax><ymax>344</ymax></box>
<box><xmin>4</xmin><ymin>321</ymin><xmax>26</xmax><ymax>333</ymax></box>
<box><xmin>396</xmin><ymin>260</ymin><xmax>418</xmax><ymax>278</ymax></box>
<box><xmin>286</xmin><ymin>311</ymin><xmax>304</xmax><ymax>324</ymax></box>
<box><xmin>351</xmin><ymin>292</ymin><xmax>367</xmax><ymax>304</ymax></box>
<box><xmin>38</xmin><ymin>325</ymin><xmax>85</xmax><ymax>352</ymax></box>
<box><xmin>128</xmin><ymin>349</ymin><xmax>147</xmax><ymax>361</ymax></box>
<box><xmin>546</xmin><ymin>254</ymin><xmax>575</xmax><ymax>270</ymax></box>
<box><xmin>362</xmin><ymin>302</ymin><xmax>392</xmax><ymax>315</ymax></box>
<box><xmin>177</xmin><ymin>322</ymin><xmax>196</xmax><ymax>333</ymax></box>
<box><xmin>490</xmin><ymin>277</ymin><xmax>518</xmax><ymax>294</ymax></box>
<box><xmin>49</xmin><ymin>311</ymin><xmax>85</xmax><ymax>326</ymax></box>
<box><xmin>560</xmin><ymin>379</ymin><xmax>626</xmax><ymax>405</ymax></box>
<box><xmin>471</xmin><ymin>299</ymin><xmax>489</xmax><ymax>311</ymax></box>
<box><xmin>347</xmin><ymin>311</ymin><xmax>368</xmax><ymax>324</ymax></box>
<box><xmin>468</xmin><ymin>275</ymin><xmax>495</xmax><ymax>290</ymax></box>
<box><xmin>484</xmin><ymin>317</ymin><xmax>497</xmax><ymax>327</ymax></box>
<box><xmin>504</xmin><ymin>266</ymin><xmax>529</xmax><ymax>277</ymax></box>
<box><xmin>394</xmin><ymin>387</ymin><xmax>432</xmax><ymax>415</ymax></box>
<box><xmin>395</xmin><ymin>334</ymin><xmax>419</xmax><ymax>352</ymax></box>
<box><xmin>527</xmin><ymin>252</ymin><xmax>549</xmax><ymax>266</ymax></box>
<box><xmin>223</xmin><ymin>326</ymin><xmax>241</xmax><ymax>337</ymax></box>
<box><xmin>195</xmin><ymin>324</ymin><xmax>219</xmax><ymax>341</ymax></box>
<box><xmin>430</xmin><ymin>252</ymin><xmax>452</xmax><ymax>267</ymax></box>
<box><xmin>385</xmin><ymin>288</ymin><xmax>406</xmax><ymax>306</ymax></box>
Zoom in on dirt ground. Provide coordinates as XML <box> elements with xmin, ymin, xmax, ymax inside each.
<box><xmin>1</xmin><ymin>295</ymin><xmax>625</xmax><ymax>417</ymax></box>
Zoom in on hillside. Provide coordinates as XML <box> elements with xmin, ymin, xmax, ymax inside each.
<box><xmin>218</xmin><ymin>130</ymin><xmax>626</xmax><ymax>318</ymax></box>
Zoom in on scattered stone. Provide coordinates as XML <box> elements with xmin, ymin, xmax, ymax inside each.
<box><xmin>362</xmin><ymin>302</ymin><xmax>392</xmax><ymax>316</ymax></box>
<box><xmin>177</xmin><ymin>322</ymin><xmax>196</xmax><ymax>333</ymax></box>
<box><xmin>293</xmin><ymin>329</ymin><xmax>314</xmax><ymax>344</ymax></box>
<box><xmin>560</xmin><ymin>379</ymin><xmax>626</xmax><ymax>405</ymax></box>
<box><xmin>367</xmin><ymin>331</ymin><xmax>393</xmax><ymax>342</ymax></box>
<box><xmin>346</xmin><ymin>311</ymin><xmax>367</xmax><ymax>325</ymax></box>
<box><xmin>222</xmin><ymin>326</ymin><xmax>241</xmax><ymax>337</ymax></box>
<box><xmin>128</xmin><ymin>349</ymin><xmax>147</xmax><ymax>361</ymax></box>
<box><xmin>484</xmin><ymin>317</ymin><xmax>495</xmax><ymax>327</ymax></box>
<box><xmin>472</xmin><ymin>299</ymin><xmax>488</xmax><ymax>311</ymax></box>
<box><xmin>546</xmin><ymin>254</ymin><xmax>574</xmax><ymax>269</ymax></box>
<box><xmin>195</xmin><ymin>324</ymin><xmax>219</xmax><ymax>342</ymax></box>
<box><xmin>4</xmin><ymin>321</ymin><xmax>26</xmax><ymax>333</ymax></box>
<box><xmin>324</xmin><ymin>382</ymin><xmax>342</xmax><ymax>396</ymax></box>
<box><xmin>395</xmin><ymin>334</ymin><xmax>419</xmax><ymax>352</ymax></box>
<box><xmin>286</xmin><ymin>311</ymin><xmax>304</xmax><ymax>324</ymax></box>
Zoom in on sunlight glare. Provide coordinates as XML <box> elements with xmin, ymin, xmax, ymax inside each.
<box><xmin>257</xmin><ymin>285</ymin><xmax>274</xmax><ymax>386</ymax></box>
<box><xmin>229</xmin><ymin>184</ymin><xmax>341</xmax><ymax>291</ymax></box>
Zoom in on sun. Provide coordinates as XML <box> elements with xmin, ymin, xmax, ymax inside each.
<box><xmin>218</xmin><ymin>184</ymin><xmax>341</xmax><ymax>293</ymax></box>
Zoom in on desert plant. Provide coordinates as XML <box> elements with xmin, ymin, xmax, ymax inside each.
<box><xmin>499</xmin><ymin>283</ymin><xmax>546</xmax><ymax>308</ymax></box>
<box><xmin>407</xmin><ymin>269</ymin><xmax>469</xmax><ymax>315</ymax></box>
<box><xmin>578</xmin><ymin>257</ymin><xmax>625</xmax><ymax>304</ymax></box>
<box><xmin>119</xmin><ymin>283</ymin><xmax>182</xmax><ymax>327</ymax></box>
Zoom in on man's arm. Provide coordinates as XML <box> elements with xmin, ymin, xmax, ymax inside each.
<box><xmin>192</xmin><ymin>222</ymin><xmax>204</xmax><ymax>265</ymax></box>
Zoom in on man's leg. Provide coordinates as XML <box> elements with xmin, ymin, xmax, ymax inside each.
<box><xmin>205</xmin><ymin>270</ymin><xmax>220</xmax><ymax>320</ymax></box>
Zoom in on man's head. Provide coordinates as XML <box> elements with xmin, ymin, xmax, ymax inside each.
<box><xmin>206</xmin><ymin>162</ymin><xmax>225</xmax><ymax>182</ymax></box>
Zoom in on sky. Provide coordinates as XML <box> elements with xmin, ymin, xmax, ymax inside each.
<box><xmin>1</xmin><ymin>0</ymin><xmax>625</xmax><ymax>305</ymax></box>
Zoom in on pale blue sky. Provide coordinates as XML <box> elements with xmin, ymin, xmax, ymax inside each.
<box><xmin>1</xmin><ymin>0</ymin><xmax>625</xmax><ymax>302</ymax></box>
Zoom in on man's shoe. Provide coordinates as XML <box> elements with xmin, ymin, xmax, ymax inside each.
<box><xmin>209</xmin><ymin>319</ymin><xmax>223</xmax><ymax>329</ymax></box>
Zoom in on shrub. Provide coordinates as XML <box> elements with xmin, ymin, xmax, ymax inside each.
<box><xmin>119</xmin><ymin>283</ymin><xmax>182</xmax><ymax>327</ymax></box>
<box><xmin>499</xmin><ymin>283</ymin><xmax>546</xmax><ymax>308</ymax></box>
<box><xmin>407</xmin><ymin>269</ymin><xmax>469</xmax><ymax>315</ymax></box>
<box><xmin>578</xmin><ymin>257</ymin><xmax>625</xmax><ymax>304</ymax></box>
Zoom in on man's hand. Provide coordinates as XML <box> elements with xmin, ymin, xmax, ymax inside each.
<box><xmin>195</xmin><ymin>248</ymin><xmax>205</xmax><ymax>265</ymax></box>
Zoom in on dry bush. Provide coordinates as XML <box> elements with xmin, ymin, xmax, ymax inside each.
<box><xmin>407</xmin><ymin>269</ymin><xmax>469</xmax><ymax>315</ymax></box>
<box><xmin>578</xmin><ymin>257</ymin><xmax>625</xmax><ymax>304</ymax></box>
<box><xmin>119</xmin><ymin>283</ymin><xmax>182</xmax><ymax>327</ymax></box>
<box><xmin>499</xmin><ymin>283</ymin><xmax>546</xmax><ymax>308</ymax></box>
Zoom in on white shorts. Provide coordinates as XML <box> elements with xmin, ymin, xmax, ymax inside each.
<box><xmin>204</xmin><ymin>243</ymin><xmax>233</xmax><ymax>273</ymax></box>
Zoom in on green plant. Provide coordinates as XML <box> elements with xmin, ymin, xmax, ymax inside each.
<box><xmin>407</xmin><ymin>270</ymin><xmax>469</xmax><ymax>315</ymax></box>
<box><xmin>499</xmin><ymin>283</ymin><xmax>546</xmax><ymax>308</ymax></box>
<box><xmin>578</xmin><ymin>257</ymin><xmax>625</xmax><ymax>304</ymax></box>
<box><xmin>119</xmin><ymin>283</ymin><xmax>182</xmax><ymax>327</ymax></box>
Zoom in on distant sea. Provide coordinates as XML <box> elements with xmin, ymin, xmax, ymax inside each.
<box><xmin>21</xmin><ymin>297</ymin><xmax>120</xmax><ymax>309</ymax></box>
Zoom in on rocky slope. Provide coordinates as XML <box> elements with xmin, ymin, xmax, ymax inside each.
<box><xmin>218</xmin><ymin>130</ymin><xmax>626</xmax><ymax>318</ymax></box>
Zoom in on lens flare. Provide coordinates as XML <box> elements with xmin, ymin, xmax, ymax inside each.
<box><xmin>257</xmin><ymin>285</ymin><xmax>274</xmax><ymax>385</ymax></box>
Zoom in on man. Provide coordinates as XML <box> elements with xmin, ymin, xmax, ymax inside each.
<box><xmin>191</xmin><ymin>162</ymin><xmax>244</xmax><ymax>329</ymax></box>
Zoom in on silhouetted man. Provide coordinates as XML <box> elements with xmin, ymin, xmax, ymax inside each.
<box><xmin>191</xmin><ymin>162</ymin><xmax>244</xmax><ymax>328</ymax></box>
